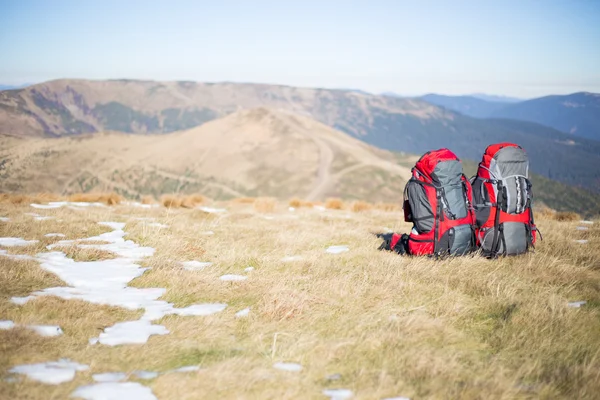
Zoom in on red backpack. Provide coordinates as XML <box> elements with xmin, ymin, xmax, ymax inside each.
<box><xmin>403</xmin><ymin>149</ymin><xmax>477</xmax><ymax>256</ymax></box>
<box><xmin>471</xmin><ymin>143</ymin><xmax>538</xmax><ymax>257</ymax></box>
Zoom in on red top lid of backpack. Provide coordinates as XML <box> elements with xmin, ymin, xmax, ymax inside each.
<box><xmin>414</xmin><ymin>148</ymin><xmax>460</xmax><ymax>181</ymax></box>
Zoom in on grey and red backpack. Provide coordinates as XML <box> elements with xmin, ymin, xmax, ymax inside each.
<box><xmin>380</xmin><ymin>143</ymin><xmax>539</xmax><ymax>257</ymax></box>
<box><xmin>471</xmin><ymin>143</ymin><xmax>539</xmax><ymax>257</ymax></box>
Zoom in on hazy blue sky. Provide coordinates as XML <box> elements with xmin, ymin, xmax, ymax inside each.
<box><xmin>1</xmin><ymin>0</ymin><xmax>599</xmax><ymax>97</ymax></box>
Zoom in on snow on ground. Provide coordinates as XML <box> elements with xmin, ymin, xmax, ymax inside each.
<box><xmin>580</xmin><ymin>220</ymin><xmax>594</xmax><ymax>225</ymax></box>
<box><xmin>45</xmin><ymin>233</ymin><xmax>66</xmax><ymax>238</ymax></box>
<box><xmin>171</xmin><ymin>366</ymin><xmax>200</xmax><ymax>373</ymax></box>
<box><xmin>219</xmin><ymin>274</ymin><xmax>247</xmax><ymax>282</ymax></box>
<box><xmin>273</xmin><ymin>362</ymin><xmax>302</xmax><ymax>372</ymax></box>
<box><xmin>573</xmin><ymin>240</ymin><xmax>589</xmax><ymax>244</ymax></box>
<box><xmin>200</xmin><ymin>230</ymin><xmax>215</xmax><ymax>235</ymax></box>
<box><xmin>322</xmin><ymin>388</ymin><xmax>353</xmax><ymax>399</ymax></box>
<box><xmin>133</xmin><ymin>371</ymin><xmax>159</xmax><ymax>380</ymax></box>
<box><xmin>568</xmin><ymin>301</ymin><xmax>587</xmax><ymax>308</ymax></box>
<box><xmin>8</xmin><ymin>221</ymin><xmax>227</xmax><ymax>346</ymax></box>
<box><xmin>326</xmin><ymin>245</ymin><xmax>349</xmax><ymax>254</ymax></box>
<box><xmin>576</xmin><ymin>226</ymin><xmax>589</xmax><ymax>231</ymax></box>
<box><xmin>198</xmin><ymin>206</ymin><xmax>227</xmax><ymax>214</ymax></box>
<box><xmin>244</xmin><ymin>266</ymin><xmax>254</xmax><ymax>272</ymax></box>
<box><xmin>235</xmin><ymin>307</ymin><xmax>250</xmax><ymax>318</ymax></box>
<box><xmin>92</xmin><ymin>372</ymin><xmax>127</xmax><ymax>382</ymax></box>
<box><xmin>71</xmin><ymin>382</ymin><xmax>157</xmax><ymax>400</ymax></box>
<box><xmin>181</xmin><ymin>261</ymin><xmax>213</xmax><ymax>271</ymax></box>
<box><xmin>123</xmin><ymin>202</ymin><xmax>159</xmax><ymax>209</ymax></box>
<box><xmin>27</xmin><ymin>325</ymin><xmax>63</xmax><ymax>337</ymax></box>
<box><xmin>0</xmin><ymin>237</ymin><xmax>39</xmax><ymax>246</ymax></box>
<box><xmin>9</xmin><ymin>359</ymin><xmax>88</xmax><ymax>385</ymax></box>
<box><xmin>147</xmin><ymin>222</ymin><xmax>169</xmax><ymax>228</ymax></box>
<box><xmin>0</xmin><ymin>320</ymin><xmax>15</xmax><ymax>329</ymax></box>
<box><xmin>0</xmin><ymin>217</ymin><xmax>9</xmax><ymax>222</ymax></box>
<box><xmin>31</xmin><ymin>202</ymin><xmax>106</xmax><ymax>209</ymax></box>
<box><xmin>281</xmin><ymin>256</ymin><xmax>303</xmax><ymax>262</ymax></box>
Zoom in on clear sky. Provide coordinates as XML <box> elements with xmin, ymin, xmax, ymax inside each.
<box><xmin>1</xmin><ymin>0</ymin><xmax>599</xmax><ymax>97</ymax></box>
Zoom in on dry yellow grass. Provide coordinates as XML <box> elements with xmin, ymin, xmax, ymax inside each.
<box><xmin>161</xmin><ymin>195</ymin><xmax>182</xmax><ymax>209</ymax></box>
<box><xmin>554</xmin><ymin>211</ymin><xmax>581</xmax><ymax>222</ymax></box>
<box><xmin>141</xmin><ymin>195</ymin><xmax>156</xmax><ymax>205</ymax></box>
<box><xmin>253</xmin><ymin>197</ymin><xmax>277</xmax><ymax>213</ymax></box>
<box><xmin>350</xmin><ymin>200</ymin><xmax>373</xmax><ymax>212</ymax></box>
<box><xmin>375</xmin><ymin>202</ymin><xmax>401</xmax><ymax>212</ymax></box>
<box><xmin>288</xmin><ymin>198</ymin><xmax>315</xmax><ymax>209</ymax></box>
<box><xmin>325</xmin><ymin>198</ymin><xmax>345</xmax><ymax>210</ymax></box>
<box><xmin>231</xmin><ymin>197</ymin><xmax>257</xmax><ymax>204</ymax></box>
<box><xmin>0</xmin><ymin>202</ymin><xmax>599</xmax><ymax>399</ymax></box>
<box><xmin>68</xmin><ymin>192</ymin><xmax>123</xmax><ymax>205</ymax></box>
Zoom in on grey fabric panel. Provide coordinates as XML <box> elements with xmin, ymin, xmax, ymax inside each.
<box><xmin>432</xmin><ymin>160</ymin><xmax>462</xmax><ymax>186</ymax></box>
<box><xmin>494</xmin><ymin>146</ymin><xmax>528</xmax><ymax>178</ymax></box>
<box><xmin>407</xmin><ymin>181</ymin><xmax>433</xmax><ymax>233</ymax></box>
<box><xmin>502</xmin><ymin>222</ymin><xmax>528</xmax><ymax>255</ymax></box>
<box><xmin>480</xmin><ymin>227</ymin><xmax>496</xmax><ymax>253</ymax></box>
<box><xmin>450</xmin><ymin>224</ymin><xmax>473</xmax><ymax>255</ymax></box>
<box><xmin>480</xmin><ymin>223</ymin><xmax>528</xmax><ymax>255</ymax></box>
<box><xmin>432</xmin><ymin>160</ymin><xmax>467</xmax><ymax>220</ymax></box>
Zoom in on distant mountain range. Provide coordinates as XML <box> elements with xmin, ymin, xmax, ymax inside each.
<box><xmin>1</xmin><ymin>79</ymin><xmax>599</xmax><ymax>197</ymax></box>
<box><xmin>420</xmin><ymin>92</ymin><xmax>600</xmax><ymax>141</ymax></box>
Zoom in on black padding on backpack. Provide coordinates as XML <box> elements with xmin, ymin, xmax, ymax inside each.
<box><xmin>471</xmin><ymin>177</ymin><xmax>491</xmax><ymax>227</ymax></box>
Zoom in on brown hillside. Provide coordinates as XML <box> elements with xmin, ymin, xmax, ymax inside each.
<box><xmin>0</xmin><ymin>108</ymin><xmax>412</xmax><ymax>202</ymax></box>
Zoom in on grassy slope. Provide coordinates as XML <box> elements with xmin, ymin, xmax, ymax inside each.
<box><xmin>1</xmin><ymin>202</ymin><xmax>599</xmax><ymax>399</ymax></box>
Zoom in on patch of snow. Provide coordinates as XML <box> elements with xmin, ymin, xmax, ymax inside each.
<box><xmin>0</xmin><ymin>320</ymin><xmax>15</xmax><ymax>329</ymax></box>
<box><xmin>124</xmin><ymin>202</ymin><xmax>158</xmax><ymax>209</ymax></box>
<box><xmin>45</xmin><ymin>233</ymin><xmax>66</xmax><ymax>238</ymax></box>
<box><xmin>573</xmin><ymin>239</ymin><xmax>588</xmax><ymax>244</ymax></box>
<box><xmin>11</xmin><ymin>295</ymin><xmax>36</xmax><ymax>305</ymax></box>
<box><xmin>25</xmin><ymin>212</ymin><xmax>41</xmax><ymax>217</ymax></box>
<box><xmin>92</xmin><ymin>372</ymin><xmax>127</xmax><ymax>382</ymax></box>
<box><xmin>5</xmin><ymin>376</ymin><xmax>19</xmax><ymax>383</ymax></box>
<box><xmin>235</xmin><ymin>308</ymin><xmax>250</xmax><ymax>318</ymax></box>
<box><xmin>200</xmin><ymin>230</ymin><xmax>214</xmax><ymax>235</ymax></box>
<box><xmin>289</xmin><ymin>207</ymin><xmax>296</xmax><ymax>212</ymax></box>
<box><xmin>30</xmin><ymin>203</ymin><xmax>62</xmax><ymax>209</ymax></box>
<box><xmin>244</xmin><ymin>266</ymin><xmax>254</xmax><ymax>272</ymax></box>
<box><xmin>0</xmin><ymin>217</ymin><xmax>10</xmax><ymax>222</ymax></box>
<box><xmin>12</xmin><ymin>222</ymin><xmax>227</xmax><ymax>346</ymax></box>
<box><xmin>568</xmin><ymin>301</ymin><xmax>587</xmax><ymax>308</ymax></box>
<box><xmin>326</xmin><ymin>245</ymin><xmax>349</xmax><ymax>254</ymax></box>
<box><xmin>147</xmin><ymin>223</ymin><xmax>168</xmax><ymax>228</ymax></box>
<box><xmin>323</xmin><ymin>389</ymin><xmax>353</xmax><ymax>399</ymax></box>
<box><xmin>576</xmin><ymin>226</ymin><xmax>589</xmax><ymax>231</ymax></box>
<box><xmin>314</xmin><ymin>205</ymin><xmax>326</xmax><ymax>211</ymax></box>
<box><xmin>220</xmin><ymin>274</ymin><xmax>247</xmax><ymax>282</ymax></box>
<box><xmin>133</xmin><ymin>371</ymin><xmax>159</xmax><ymax>380</ymax></box>
<box><xmin>35</xmin><ymin>216</ymin><xmax>55</xmax><ymax>221</ymax></box>
<box><xmin>71</xmin><ymin>382</ymin><xmax>157</xmax><ymax>400</ymax></box>
<box><xmin>580</xmin><ymin>220</ymin><xmax>594</xmax><ymax>225</ymax></box>
<box><xmin>263</xmin><ymin>215</ymin><xmax>276</xmax><ymax>220</ymax></box>
<box><xmin>182</xmin><ymin>261</ymin><xmax>212</xmax><ymax>271</ymax></box>
<box><xmin>9</xmin><ymin>359</ymin><xmax>88</xmax><ymax>385</ymax></box>
<box><xmin>281</xmin><ymin>256</ymin><xmax>303</xmax><ymax>262</ymax></box>
<box><xmin>89</xmin><ymin>338</ymin><xmax>98</xmax><ymax>345</ymax></box>
<box><xmin>0</xmin><ymin>237</ymin><xmax>39</xmax><ymax>247</ymax></box>
<box><xmin>273</xmin><ymin>362</ymin><xmax>302</xmax><ymax>372</ymax></box>
<box><xmin>0</xmin><ymin>250</ymin><xmax>37</xmax><ymax>261</ymax></box>
<box><xmin>171</xmin><ymin>365</ymin><xmax>200</xmax><ymax>373</ymax></box>
<box><xmin>326</xmin><ymin>373</ymin><xmax>342</xmax><ymax>381</ymax></box>
<box><xmin>98</xmin><ymin>320</ymin><xmax>169</xmax><ymax>346</ymax></box>
<box><xmin>27</xmin><ymin>325</ymin><xmax>63</xmax><ymax>337</ymax></box>
<box><xmin>172</xmin><ymin>303</ymin><xmax>227</xmax><ymax>317</ymax></box>
<box><xmin>198</xmin><ymin>206</ymin><xmax>227</xmax><ymax>214</ymax></box>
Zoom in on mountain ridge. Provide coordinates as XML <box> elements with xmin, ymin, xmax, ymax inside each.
<box><xmin>1</xmin><ymin>79</ymin><xmax>599</xmax><ymax>193</ymax></box>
